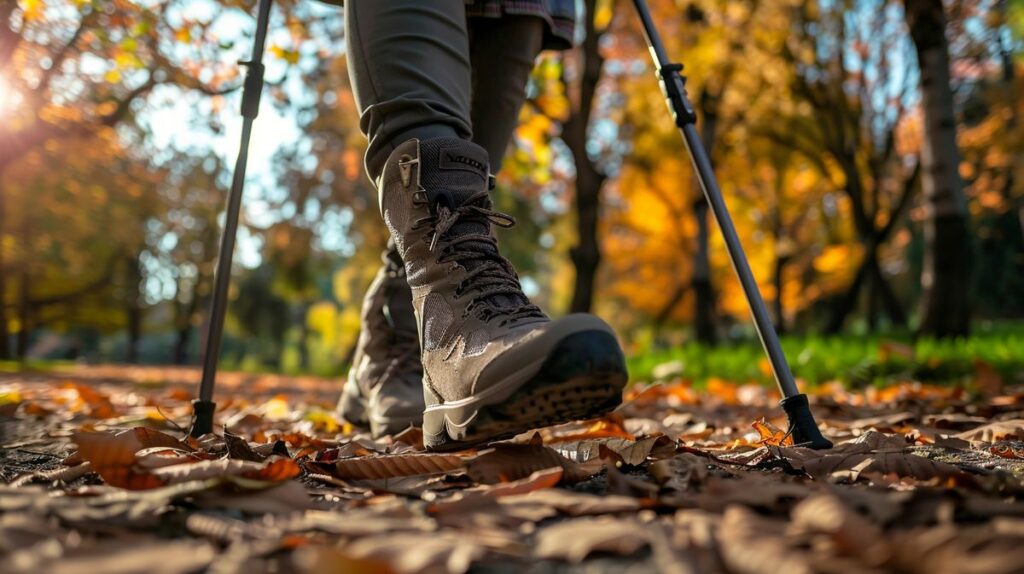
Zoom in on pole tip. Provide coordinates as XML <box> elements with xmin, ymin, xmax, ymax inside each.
<box><xmin>780</xmin><ymin>393</ymin><xmax>833</xmax><ymax>450</ymax></box>
<box><xmin>190</xmin><ymin>399</ymin><xmax>217</xmax><ymax>438</ymax></box>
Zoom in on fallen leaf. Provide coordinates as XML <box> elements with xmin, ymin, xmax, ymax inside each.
<box><xmin>333</xmin><ymin>452</ymin><xmax>467</xmax><ymax>480</ymax></box>
<box><xmin>717</xmin><ymin>506</ymin><xmax>814</xmax><ymax>574</ymax></box>
<box><xmin>465</xmin><ymin>467</ymin><xmax>564</xmax><ymax>498</ymax></box>
<box><xmin>466</xmin><ymin>443</ymin><xmax>593</xmax><ymax>484</ymax></box>
<box><xmin>957</xmin><ymin>420</ymin><xmax>1024</xmax><ymax>443</ymax></box>
<box><xmin>534</xmin><ymin>517</ymin><xmax>652</xmax><ymax>562</ymax></box>
<box><xmin>342</xmin><ymin>532</ymin><xmax>485</xmax><ymax>574</ymax></box>
<box><xmin>972</xmin><ymin>360</ymin><xmax>1004</xmax><ymax>397</ymax></box>
<box><xmin>650</xmin><ymin>453</ymin><xmax>708</xmax><ymax>492</ymax></box>
<box><xmin>752</xmin><ymin>417</ymin><xmax>795</xmax><ymax>446</ymax></box>
<box><xmin>788</xmin><ymin>494</ymin><xmax>886</xmax><ymax>558</ymax></box>
<box><xmin>498</xmin><ymin>489</ymin><xmax>642</xmax><ymax>516</ymax></box>
<box><xmin>989</xmin><ymin>442</ymin><xmax>1024</xmax><ymax>460</ymax></box>
<box><xmin>224</xmin><ymin>430</ymin><xmax>266</xmax><ymax>462</ymax></box>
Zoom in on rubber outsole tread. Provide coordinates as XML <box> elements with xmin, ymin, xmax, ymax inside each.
<box><xmin>424</xmin><ymin>330</ymin><xmax>628</xmax><ymax>452</ymax></box>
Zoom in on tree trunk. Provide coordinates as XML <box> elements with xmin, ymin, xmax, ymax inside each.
<box><xmin>565</xmin><ymin>0</ymin><xmax>607</xmax><ymax>314</ymax></box>
<box><xmin>905</xmin><ymin>0</ymin><xmax>971</xmax><ymax>337</ymax></box>
<box><xmin>0</xmin><ymin>181</ymin><xmax>8</xmax><ymax>359</ymax></box>
<box><xmin>297</xmin><ymin>302</ymin><xmax>311</xmax><ymax>372</ymax></box>
<box><xmin>692</xmin><ymin>87</ymin><xmax>719</xmax><ymax>344</ymax></box>
<box><xmin>124</xmin><ymin>255</ymin><xmax>143</xmax><ymax>364</ymax></box>
<box><xmin>773</xmin><ymin>254</ymin><xmax>787</xmax><ymax>335</ymax></box>
<box><xmin>173</xmin><ymin>324</ymin><xmax>192</xmax><ymax>365</ymax></box>
<box><xmin>16</xmin><ymin>269</ymin><xmax>29</xmax><ymax>359</ymax></box>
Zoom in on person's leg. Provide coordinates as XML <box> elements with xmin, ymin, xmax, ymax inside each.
<box><xmin>467</xmin><ymin>16</ymin><xmax>545</xmax><ymax>175</ymax></box>
<box><xmin>343</xmin><ymin>4</ymin><xmax>628</xmax><ymax>448</ymax></box>
<box><xmin>340</xmin><ymin>0</ymin><xmax>475</xmax><ymax>435</ymax></box>
<box><xmin>345</xmin><ymin>0</ymin><xmax>473</xmax><ymax>182</ymax></box>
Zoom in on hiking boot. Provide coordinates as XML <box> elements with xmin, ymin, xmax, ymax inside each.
<box><xmin>337</xmin><ymin>244</ymin><xmax>425</xmax><ymax>438</ymax></box>
<box><xmin>379</xmin><ymin>136</ymin><xmax>628</xmax><ymax>451</ymax></box>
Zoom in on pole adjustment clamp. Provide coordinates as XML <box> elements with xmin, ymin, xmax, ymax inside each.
<box><xmin>657</xmin><ymin>63</ymin><xmax>697</xmax><ymax>127</ymax></box>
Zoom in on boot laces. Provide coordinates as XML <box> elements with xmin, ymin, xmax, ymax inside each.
<box><xmin>415</xmin><ymin>190</ymin><xmax>544</xmax><ymax>325</ymax></box>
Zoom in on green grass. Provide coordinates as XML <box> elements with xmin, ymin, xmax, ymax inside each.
<box><xmin>0</xmin><ymin>359</ymin><xmax>77</xmax><ymax>374</ymax></box>
<box><xmin>627</xmin><ymin>325</ymin><xmax>1024</xmax><ymax>387</ymax></box>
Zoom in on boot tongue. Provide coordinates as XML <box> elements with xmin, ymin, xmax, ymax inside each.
<box><xmin>417</xmin><ymin>137</ymin><xmax>529</xmax><ymax>310</ymax></box>
<box><xmin>419</xmin><ymin>138</ymin><xmax>490</xmax><ymax>209</ymax></box>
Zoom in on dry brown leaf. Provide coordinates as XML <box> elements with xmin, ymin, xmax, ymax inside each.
<box><xmin>775</xmin><ymin>446</ymin><xmax>963</xmax><ymax>482</ymax></box>
<box><xmin>73</xmin><ymin>428</ymin><xmax>192</xmax><ymax>489</ymax></box>
<box><xmin>650</xmin><ymin>453</ymin><xmax>708</xmax><ymax>492</ymax></box>
<box><xmin>391</xmin><ymin>427</ymin><xmax>424</xmax><ymax>450</ymax></box>
<box><xmin>973</xmin><ymin>360</ymin><xmax>1004</xmax><ymax>397</ymax></box>
<box><xmin>697</xmin><ymin>474</ymin><xmax>811</xmax><ymax>513</ymax></box>
<box><xmin>534</xmin><ymin>517</ymin><xmax>652</xmax><ymax>562</ymax></box>
<box><xmin>193</xmin><ymin>479</ymin><xmax>309</xmax><ymax>513</ymax></box>
<box><xmin>74</xmin><ymin>428</ymin><xmax>188</xmax><ymax>468</ymax></box>
<box><xmin>547</xmin><ymin>414</ymin><xmax>635</xmax><ymax>442</ymax></box>
<box><xmin>66</xmin><ymin>382</ymin><xmax>118</xmax><ymax>419</ymax></box>
<box><xmin>717</xmin><ymin>506</ymin><xmax>814</xmax><ymax>574</ymax></box>
<box><xmin>466</xmin><ymin>467</ymin><xmax>563</xmax><ymax>498</ymax></box>
<box><xmin>292</xmin><ymin>546</ymin><xmax>396</xmax><ymax>574</ymax></box>
<box><xmin>342</xmin><ymin>532</ymin><xmax>486</xmax><ymax>574</ymax></box>
<box><xmin>788</xmin><ymin>494</ymin><xmax>886</xmax><ymax>558</ymax></box>
<box><xmin>224</xmin><ymin>430</ymin><xmax>266</xmax><ymax>462</ymax></box>
<box><xmin>48</xmin><ymin>538</ymin><xmax>218</xmax><ymax>574</ymax></box>
<box><xmin>678</xmin><ymin>421</ymin><xmax>716</xmax><ymax>442</ymax></box>
<box><xmin>151</xmin><ymin>456</ymin><xmax>300</xmax><ymax>485</ymax></box>
<box><xmin>465</xmin><ymin>443</ymin><xmax>593</xmax><ymax>484</ymax></box>
<box><xmin>10</xmin><ymin>463</ymin><xmax>94</xmax><ymax>487</ymax></box>
<box><xmin>752</xmin><ymin>417</ymin><xmax>795</xmax><ymax>446</ymax></box>
<box><xmin>498</xmin><ymin>488</ymin><xmax>642</xmax><ymax>516</ymax></box>
<box><xmin>989</xmin><ymin>442</ymin><xmax>1024</xmax><ymax>459</ymax></box>
<box><xmin>550</xmin><ymin>435</ymin><xmax>674</xmax><ymax>466</ymax></box>
<box><xmin>333</xmin><ymin>452</ymin><xmax>467</xmax><ymax>480</ymax></box>
<box><xmin>957</xmin><ymin>420</ymin><xmax>1024</xmax><ymax>443</ymax></box>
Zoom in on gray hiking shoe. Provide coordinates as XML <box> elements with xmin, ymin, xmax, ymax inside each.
<box><xmin>337</xmin><ymin>244</ymin><xmax>425</xmax><ymax>438</ymax></box>
<box><xmin>379</xmin><ymin>136</ymin><xmax>628</xmax><ymax>451</ymax></box>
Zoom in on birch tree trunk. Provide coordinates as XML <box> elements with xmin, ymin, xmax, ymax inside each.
<box><xmin>905</xmin><ymin>0</ymin><xmax>971</xmax><ymax>337</ymax></box>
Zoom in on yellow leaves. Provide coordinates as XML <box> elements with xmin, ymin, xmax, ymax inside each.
<box><xmin>593</xmin><ymin>0</ymin><xmax>615</xmax><ymax>31</ymax></box>
<box><xmin>0</xmin><ymin>389</ymin><xmax>23</xmax><ymax>407</ymax></box>
<box><xmin>304</xmin><ymin>409</ymin><xmax>340</xmax><ymax>434</ymax></box>
<box><xmin>261</xmin><ymin>394</ymin><xmax>291</xmax><ymax>421</ymax></box>
<box><xmin>270</xmin><ymin>44</ymin><xmax>300</xmax><ymax>65</ymax></box>
<box><xmin>19</xmin><ymin>0</ymin><xmax>45</xmax><ymax>22</ymax></box>
<box><xmin>814</xmin><ymin>244</ymin><xmax>854</xmax><ymax>275</ymax></box>
<box><xmin>175</xmin><ymin>27</ymin><xmax>192</xmax><ymax>43</ymax></box>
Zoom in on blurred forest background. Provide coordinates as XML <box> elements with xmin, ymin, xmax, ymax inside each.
<box><xmin>1</xmin><ymin>0</ymin><xmax>1022</xmax><ymax>384</ymax></box>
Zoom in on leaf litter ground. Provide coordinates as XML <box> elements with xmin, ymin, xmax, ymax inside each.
<box><xmin>4</xmin><ymin>364</ymin><xmax>1024</xmax><ymax>573</ymax></box>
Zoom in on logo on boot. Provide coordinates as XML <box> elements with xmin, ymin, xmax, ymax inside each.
<box><xmin>439</xmin><ymin>148</ymin><xmax>487</xmax><ymax>179</ymax></box>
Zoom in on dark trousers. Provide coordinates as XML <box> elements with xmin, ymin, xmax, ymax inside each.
<box><xmin>345</xmin><ymin>0</ymin><xmax>545</xmax><ymax>182</ymax></box>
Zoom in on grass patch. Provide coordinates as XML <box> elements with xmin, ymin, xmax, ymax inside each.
<box><xmin>627</xmin><ymin>325</ymin><xmax>1024</xmax><ymax>387</ymax></box>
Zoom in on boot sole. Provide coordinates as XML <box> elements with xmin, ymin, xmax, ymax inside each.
<box><xmin>422</xmin><ymin>330</ymin><xmax>628</xmax><ymax>452</ymax></box>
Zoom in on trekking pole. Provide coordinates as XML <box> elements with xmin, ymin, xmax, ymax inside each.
<box><xmin>631</xmin><ymin>0</ymin><xmax>832</xmax><ymax>448</ymax></box>
<box><xmin>190</xmin><ymin>0</ymin><xmax>273</xmax><ymax>437</ymax></box>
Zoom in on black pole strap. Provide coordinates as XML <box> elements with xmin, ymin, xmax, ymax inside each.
<box><xmin>631</xmin><ymin>0</ymin><xmax>831</xmax><ymax>448</ymax></box>
<box><xmin>191</xmin><ymin>0</ymin><xmax>274</xmax><ymax>438</ymax></box>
